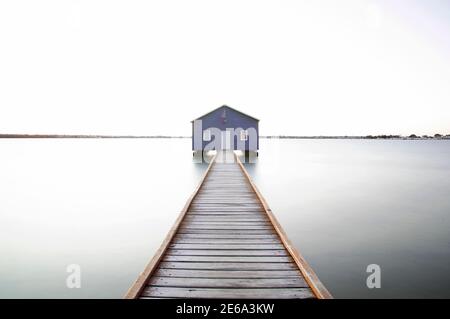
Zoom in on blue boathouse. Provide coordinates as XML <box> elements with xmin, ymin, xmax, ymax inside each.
<box><xmin>191</xmin><ymin>105</ymin><xmax>259</xmax><ymax>153</ymax></box>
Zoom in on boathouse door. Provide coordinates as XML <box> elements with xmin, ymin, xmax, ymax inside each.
<box><xmin>221</xmin><ymin>130</ymin><xmax>231</xmax><ymax>150</ymax></box>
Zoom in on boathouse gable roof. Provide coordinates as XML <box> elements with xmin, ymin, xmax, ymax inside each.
<box><xmin>191</xmin><ymin>105</ymin><xmax>259</xmax><ymax>123</ymax></box>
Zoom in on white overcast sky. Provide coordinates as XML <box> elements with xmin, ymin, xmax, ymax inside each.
<box><xmin>0</xmin><ymin>0</ymin><xmax>449</xmax><ymax>136</ymax></box>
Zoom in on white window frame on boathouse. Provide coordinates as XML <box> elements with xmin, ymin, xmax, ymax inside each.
<box><xmin>203</xmin><ymin>129</ymin><xmax>211</xmax><ymax>141</ymax></box>
<box><xmin>240</xmin><ymin>130</ymin><xmax>248</xmax><ymax>141</ymax></box>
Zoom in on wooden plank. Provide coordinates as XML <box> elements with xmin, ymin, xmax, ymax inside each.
<box><xmin>177</xmin><ymin>227</ymin><xmax>274</xmax><ymax>232</ymax></box>
<box><xmin>194</xmin><ymin>198</ymin><xmax>258</xmax><ymax>201</ymax></box>
<box><xmin>188</xmin><ymin>210</ymin><xmax>264</xmax><ymax>213</ymax></box>
<box><xmin>194</xmin><ymin>199</ymin><xmax>257</xmax><ymax>201</ymax></box>
<box><xmin>190</xmin><ymin>207</ymin><xmax>264</xmax><ymax>210</ymax></box>
<box><xmin>172</xmin><ymin>240</ymin><xmax>280</xmax><ymax>245</ymax></box>
<box><xmin>204</xmin><ymin>181</ymin><xmax>248</xmax><ymax>183</ymax></box>
<box><xmin>205</xmin><ymin>178</ymin><xmax>245</xmax><ymax>180</ymax></box>
<box><xmin>158</xmin><ymin>262</ymin><xmax>298</xmax><ymax>270</ymax></box>
<box><xmin>194</xmin><ymin>198</ymin><xmax>257</xmax><ymax>200</ymax></box>
<box><xmin>186</xmin><ymin>215</ymin><xmax>266</xmax><ymax>219</ymax></box>
<box><xmin>192</xmin><ymin>204</ymin><xmax>262</xmax><ymax>207</ymax></box>
<box><xmin>180</xmin><ymin>225</ymin><xmax>272</xmax><ymax>230</ymax></box>
<box><xmin>185</xmin><ymin>216</ymin><xmax>266</xmax><ymax>219</ymax></box>
<box><xmin>187</xmin><ymin>212</ymin><xmax>265</xmax><ymax>215</ymax></box>
<box><xmin>153</xmin><ymin>269</ymin><xmax>302</xmax><ymax>278</ymax></box>
<box><xmin>181</xmin><ymin>224</ymin><xmax>271</xmax><ymax>228</ymax></box>
<box><xmin>172</xmin><ymin>238</ymin><xmax>280</xmax><ymax>244</ymax></box>
<box><xmin>193</xmin><ymin>201</ymin><xmax>260</xmax><ymax>204</ymax></box>
<box><xmin>184</xmin><ymin>217</ymin><xmax>268</xmax><ymax>222</ymax></box>
<box><xmin>187</xmin><ymin>211</ymin><xmax>265</xmax><ymax>214</ymax></box>
<box><xmin>182</xmin><ymin>221</ymin><xmax>270</xmax><ymax>226</ymax></box>
<box><xmin>181</xmin><ymin>222</ymin><xmax>269</xmax><ymax>226</ymax></box>
<box><xmin>182</xmin><ymin>220</ymin><xmax>269</xmax><ymax>224</ymax></box>
<box><xmin>196</xmin><ymin>194</ymin><xmax>256</xmax><ymax>196</ymax></box>
<box><xmin>200</xmin><ymin>186</ymin><xmax>253</xmax><ymax>188</ymax></box>
<box><xmin>188</xmin><ymin>207</ymin><xmax>264</xmax><ymax>210</ymax></box>
<box><xmin>188</xmin><ymin>206</ymin><xmax>263</xmax><ymax>209</ymax></box>
<box><xmin>178</xmin><ymin>230</ymin><xmax>274</xmax><ymax>235</ymax></box>
<box><xmin>200</xmin><ymin>185</ymin><xmax>252</xmax><ymax>188</ymax></box>
<box><xmin>148</xmin><ymin>277</ymin><xmax>309</xmax><ymax>288</ymax></box>
<box><xmin>184</xmin><ymin>217</ymin><xmax>267</xmax><ymax>220</ymax></box>
<box><xmin>181</xmin><ymin>222</ymin><xmax>271</xmax><ymax>228</ymax></box>
<box><xmin>194</xmin><ymin>192</ymin><xmax>256</xmax><ymax>195</ymax></box>
<box><xmin>176</xmin><ymin>230</ymin><xmax>275</xmax><ymax>235</ymax></box>
<box><xmin>163</xmin><ymin>255</ymin><xmax>293</xmax><ymax>263</ymax></box>
<box><xmin>194</xmin><ymin>198</ymin><xmax>255</xmax><ymax>200</ymax></box>
<box><xmin>166</xmin><ymin>249</ymin><xmax>288</xmax><ymax>256</ymax></box>
<box><xmin>141</xmin><ymin>287</ymin><xmax>314</xmax><ymax>299</ymax></box>
<box><xmin>194</xmin><ymin>195</ymin><xmax>257</xmax><ymax>198</ymax></box>
<box><xmin>175</xmin><ymin>233</ymin><xmax>279</xmax><ymax>239</ymax></box>
<box><xmin>169</xmin><ymin>244</ymin><xmax>284</xmax><ymax>250</ymax></box>
<box><xmin>192</xmin><ymin>201</ymin><xmax>261</xmax><ymax>205</ymax></box>
<box><xmin>194</xmin><ymin>194</ymin><xmax>259</xmax><ymax>197</ymax></box>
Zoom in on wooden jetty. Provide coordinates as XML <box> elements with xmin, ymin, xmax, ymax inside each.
<box><xmin>125</xmin><ymin>151</ymin><xmax>332</xmax><ymax>299</ymax></box>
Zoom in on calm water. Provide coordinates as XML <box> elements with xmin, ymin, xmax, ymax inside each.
<box><xmin>1</xmin><ymin>138</ymin><xmax>449</xmax><ymax>298</ymax></box>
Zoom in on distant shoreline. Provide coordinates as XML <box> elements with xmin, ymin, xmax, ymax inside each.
<box><xmin>0</xmin><ymin>134</ymin><xmax>190</xmax><ymax>139</ymax></box>
<box><xmin>0</xmin><ymin>134</ymin><xmax>449</xmax><ymax>140</ymax></box>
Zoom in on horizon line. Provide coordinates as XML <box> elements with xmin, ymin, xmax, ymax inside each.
<box><xmin>0</xmin><ymin>133</ymin><xmax>449</xmax><ymax>139</ymax></box>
